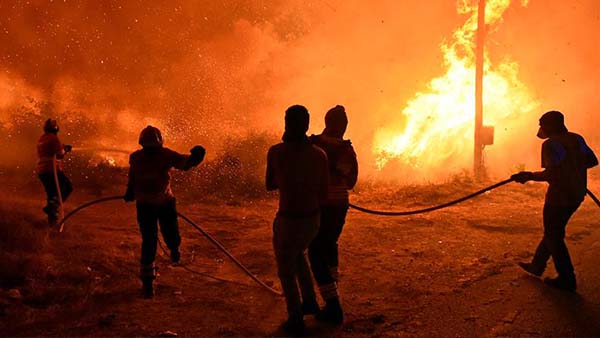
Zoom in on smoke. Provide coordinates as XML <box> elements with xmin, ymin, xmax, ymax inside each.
<box><xmin>0</xmin><ymin>0</ymin><xmax>598</xmax><ymax>180</ymax></box>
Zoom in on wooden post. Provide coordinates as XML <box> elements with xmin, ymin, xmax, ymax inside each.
<box><xmin>474</xmin><ymin>0</ymin><xmax>486</xmax><ymax>179</ymax></box>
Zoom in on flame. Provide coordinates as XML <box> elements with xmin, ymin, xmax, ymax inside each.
<box><xmin>103</xmin><ymin>156</ymin><xmax>117</xmax><ymax>167</ymax></box>
<box><xmin>373</xmin><ymin>0</ymin><xmax>538</xmax><ymax>177</ymax></box>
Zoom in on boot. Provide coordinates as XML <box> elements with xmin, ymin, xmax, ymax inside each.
<box><xmin>518</xmin><ymin>262</ymin><xmax>543</xmax><ymax>277</ymax></box>
<box><xmin>170</xmin><ymin>250</ymin><xmax>180</xmax><ymax>265</ymax></box>
<box><xmin>46</xmin><ymin>198</ymin><xmax>59</xmax><ymax>225</ymax></box>
<box><xmin>140</xmin><ymin>263</ymin><xmax>156</xmax><ymax>298</ymax></box>
<box><xmin>544</xmin><ymin>275</ymin><xmax>576</xmax><ymax>292</ymax></box>
<box><xmin>316</xmin><ymin>297</ymin><xmax>344</xmax><ymax>325</ymax></box>
<box><xmin>142</xmin><ymin>277</ymin><xmax>154</xmax><ymax>299</ymax></box>
<box><xmin>281</xmin><ymin>316</ymin><xmax>305</xmax><ymax>336</ymax></box>
<box><xmin>301</xmin><ymin>300</ymin><xmax>320</xmax><ymax>315</ymax></box>
<box><xmin>47</xmin><ymin>212</ymin><xmax>58</xmax><ymax>226</ymax></box>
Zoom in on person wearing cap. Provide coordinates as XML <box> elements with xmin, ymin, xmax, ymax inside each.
<box><xmin>125</xmin><ymin>125</ymin><xmax>206</xmax><ymax>298</ymax></box>
<box><xmin>308</xmin><ymin>105</ymin><xmax>358</xmax><ymax>324</ymax></box>
<box><xmin>37</xmin><ymin>118</ymin><xmax>73</xmax><ymax>224</ymax></box>
<box><xmin>513</xmin><ymin>111</ymin><xmax>598</xmax><ymax>291</ymax></box>
<box><xmin>266</xmin><ymin>105</ymin><xmax>329</xmax><ymax>335</ymax></box>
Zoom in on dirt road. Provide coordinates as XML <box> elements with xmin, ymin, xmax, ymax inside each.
<box><xmin>2</xmin><ymin>180</ymin><xmax>600</xmax><ymax>337</ymax></box>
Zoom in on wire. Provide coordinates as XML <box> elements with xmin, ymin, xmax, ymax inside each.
<box><xmin>349</xmin><ymin>178</ymin><xmax>514</xmax><ymax>216</ymax></box>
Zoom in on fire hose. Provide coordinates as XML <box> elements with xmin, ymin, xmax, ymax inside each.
<box><xmin>54</xmin><ymin>179</ymin><xmax>600</xmax><ymax>297</ymax></box>
<box><xmin>70</xmin><ymin>147</ymin><xmax>131</xmax><ymax>155</ymax></box>
<box><xmin>349</xmin><ymin>178</ymin><xmax>600</xmax><ymax>215</ymax></box>
<box><xmin>52</xmin><ymin>156</ymin><xmax>66</xmax><ymax>229</ymax></box>
<box><xmin>56</xmin><ymin>196</ymin><xmax>282</xmax><ymax>296</ymax></box>
<box><xmin>349</xmin><ymin>178</ymin><xmax>514</xmax><ymax>216</ymax></box>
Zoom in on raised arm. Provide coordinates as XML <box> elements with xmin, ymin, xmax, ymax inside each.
<box><xmin>171</xmin><ymin>146</ymin><xmax>206</xmax><ymax>171</ymax></box>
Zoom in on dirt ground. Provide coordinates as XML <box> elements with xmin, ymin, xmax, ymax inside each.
<box><xmin>1</xmin><ymin>177</ymin><xmax>600</xmax><ymax>337</ymax></box>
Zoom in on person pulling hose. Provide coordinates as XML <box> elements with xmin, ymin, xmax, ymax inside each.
<box><xmin>124</xmin><ymin>125</ymin><xmax>206</xmax><ymax>298</ymax></box>
<box><xmin>513</xmin><ymin>111</ymin><xmax>598</xmax><ymax>292</ymax></box>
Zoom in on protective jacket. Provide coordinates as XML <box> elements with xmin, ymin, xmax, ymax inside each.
<box><xmin>37</xmin><ymin>133</ymin><xmax>65</xmax><ymax>174</ymax></box>
<box><xmin>542</xmin><ymin>132</ymin><xmax>598</xmax><ymax>206</ymax></box>
<box><xmin>310</xmin><ymin>134</ymin><xmax>358</xmax><ymax>206</ymax></box>
<box><xmin>127</xmin><ymin>147</ymin><xmax>201</xmax><ymax>204</ymax></box>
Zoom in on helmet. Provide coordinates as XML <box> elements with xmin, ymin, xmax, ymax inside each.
<box><xmin>324</xmin><ymin>105</ymin><xmax>348</xmax><ymax>138</ymax></box>
<box><xmin>43</xmin><ymin>118</ymin><xmax>59</xmax><ymax>133</ymax></box>
<box><xmin>138</xmin><ymin>125</ymin><xmax>163</xmax><ymax>148</ymax></box>
<box><xmin>537</xmin><ymin>110</ymin><xmax>567</xmax><ymax>139</ymax></box>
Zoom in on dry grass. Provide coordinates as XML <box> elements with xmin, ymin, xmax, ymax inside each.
<box><xmin>0</xmin><ymin>197</ymin><xmax>50</xmax><ymax>288</ymax></box>
<box><xmin>174</xmin><ymin>131</ymin><xmax>278</xmax><ymax>202</ymax></box>
<box><xmin>0</xmin><ymin>193</ymin><xmax>133</xmax><ymax>330</ymax></box>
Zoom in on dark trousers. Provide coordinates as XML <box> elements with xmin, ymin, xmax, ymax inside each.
<box><xmin>38</xmin><ymin>171</ymin><xmax>73</xmax><ymax>207</ymax></box>
<box><xmin>273</xmin><ymin>214</ymin><xmax>319</xmax><ymax>319</ymax></box>
<box><xmin>137</xmin><ymin>199</ymin><xmax>181</xmax><ymax>267</ymax></box>
<box><xmin>308</xmin><ymin>206</ymin><xmax>348</xmax><ymax>290</ymax></box>
<box><xmin>532</xmin><ymin>203</ymin><xmax>580</xmax><ymax>278</ymax></box>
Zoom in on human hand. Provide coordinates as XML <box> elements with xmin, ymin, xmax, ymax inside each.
<box><xmin>190</xmin><ymin>145</ymin><xmax>206</xmax><ymax>161</ymax></box>
<box><xmin>124</xmin><ymin>189</ymin><xmax>135</xmax><ymax>202</ymax></box>
<box><xmin>511</xmin><ymin>171</ymin><xmax>534</xmax><ymax>184</ymax></box>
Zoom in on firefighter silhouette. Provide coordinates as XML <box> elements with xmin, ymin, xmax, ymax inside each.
<box><xmin>266</xmin><ymin>105</ymin><xmax>329</xmax><ymax>335</ymax></box>
<box><xmin>125</xmin><ymin>126</ymin><xmax>206</xmax><ymax>298</ymax></box>
<box><xmin>514</xmin><ymin>111</ymin><xmax>598</xmax><ymax>291</ymax></box>
<box><xmin>308</xmin><ymin>105</ymin><xmax>358</xmax><ymax>324</ymax></box>
<box><xmin>37</xmin><ymin>119</ymin><xmax>73</xmax><ymax>224</ymax></box>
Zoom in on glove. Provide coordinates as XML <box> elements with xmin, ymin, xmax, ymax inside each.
<box><xmin>511</xmin><ymin>171</ymin><xmax>534</xmax><ymax>184</ymax></box>
<box><xmin>64</xmin><ymin>144</ymin><xmax>73</xmax><ymax>153</ymax></box>
<box><xmin>124</xmin><ymin>188</ymin><xmax>135</xmax><ymax>202</ymax></box>
<box><xmin>190</xmin><ymin>145</ymin><xmax>206</xmax><ymax>161</ymax></box>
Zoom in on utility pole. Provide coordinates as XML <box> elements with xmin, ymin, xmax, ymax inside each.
<box><xmin>474</xmin><ymin>0</ymin><xmax>486</xmax><ymax>179</ymax></box>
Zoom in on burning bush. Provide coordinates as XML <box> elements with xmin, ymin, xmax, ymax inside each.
<box><xmin>0</xmin><ymin>99</ymin><xmax>103</xmax><ymax>168</ymax></box>
<box><xmin>63</xmin><ymin>154</ymin><xmax>128</xmax><ymax>197</ymax></box>
<box><xmin>174</xmin><ymin>131</ymin><xmax>279</xmax><ymax>202</ymax></box>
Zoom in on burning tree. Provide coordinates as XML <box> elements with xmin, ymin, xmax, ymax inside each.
<box><xmin>373</xmin><ymin>0</ymin><xmax>539</xmax><ymax>179</ymax></box>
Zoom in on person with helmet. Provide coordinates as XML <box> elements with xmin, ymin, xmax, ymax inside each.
<box><xmin>266</xmin><ymin>105</ymin><xmax>329</xmax><ymax>335</ymax></box>
<box><xmin>308</xmin><ymin>105</ymin><xmax>358</xmax><ymax>324</ymax></box>
<box><xmin>37</xmin><ymin>118</ymin><xmax>73</xmax><ymax>224</ymax></box>
<box><xmin>125</xmin><ymin>125</ymin><xmax>206</xmax><ymax>298</ymax></box>
<box><xmin>513</xmin><ymin>111</ymin><xmax>597</xmax><ymax>291</ymax></box>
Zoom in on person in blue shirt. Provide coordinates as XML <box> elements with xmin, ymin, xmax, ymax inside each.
<box><xmin>512</xmin><ymin>111</ymin><xmax>598</xmax><ymax>291</ymax></box>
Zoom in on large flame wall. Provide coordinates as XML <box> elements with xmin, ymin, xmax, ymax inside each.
<box><xmin>0</xmin><ymin>0</ymin><xmax>598</xmax><ymax>181</ymax></box>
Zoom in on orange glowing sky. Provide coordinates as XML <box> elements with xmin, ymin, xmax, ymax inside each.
<box><xmin>0</xmin><ymin>0</ymin><xmax>598</xmax><ymax>180</ymax></box>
